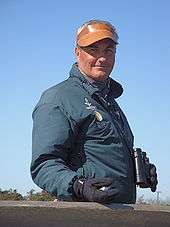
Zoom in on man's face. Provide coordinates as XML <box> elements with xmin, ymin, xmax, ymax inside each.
<box><xmin>75</xmin><ymin>38</ymin><xmax>116</xmax><ymax>81</ymax></box>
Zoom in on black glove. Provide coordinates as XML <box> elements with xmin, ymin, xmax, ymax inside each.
<box><xmin>139</xmin><ymin>163</ymin><xmax>158</xmax><ymax>192</ymax></box>
<box><xmin>73</xmin><ymin>178</ymin><xmax>115</xmax><ymax>203</ymax></box>
<box><xmin>149</xmin><ymin>164</ymin><xmax>158</xmax><ymax>192</ymax></box>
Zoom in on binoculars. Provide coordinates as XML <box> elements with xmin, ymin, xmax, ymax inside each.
<box><xmin>134</xmin><ymin>148</ymin><xmax>151</xmax><ymax>188</ymax></box>
<box><xmin>101</xmin><ymin>147</ymin><xmax>157</xmax><ymax>192</ymax></box>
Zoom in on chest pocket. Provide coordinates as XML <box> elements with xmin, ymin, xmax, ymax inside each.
<box><xmin>87</xmin><ymin>117</ymin><xmax>114</xmax><ymax>138</ymax></box>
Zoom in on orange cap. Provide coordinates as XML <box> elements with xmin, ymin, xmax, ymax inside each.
<box><xmin>76</xmin><ymin>21</ymin><xmax>119</xmax><ymax>47</ymax></box>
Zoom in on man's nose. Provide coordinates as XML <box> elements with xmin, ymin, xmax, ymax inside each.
<box><xmin>97</xmin><ymin>55</ymin><xmax>107</xmax><ymax>63</ymax></box>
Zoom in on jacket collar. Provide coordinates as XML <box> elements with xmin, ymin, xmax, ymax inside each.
<box><xmin>69</xmin><ymin>63</ymin><xmax>123</xmax><ymax>99</ymax></box>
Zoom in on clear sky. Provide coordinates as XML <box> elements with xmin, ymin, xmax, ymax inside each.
<box><xmin>0</xmin><ymin>0</ymin><xmax>170</xmax><ymax>201</ymax></box>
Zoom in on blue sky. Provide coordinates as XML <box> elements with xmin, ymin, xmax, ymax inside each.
<box><xmin>0</xmin><ymin>0</ymin><xmax>170</xmax><ymax>201</ymax></box>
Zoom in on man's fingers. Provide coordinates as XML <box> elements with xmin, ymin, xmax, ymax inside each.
<box><xmin>149</xmin><ymin>164</ymin><xmax>158</xmax><ymax>193</ymax></box>
<box><xmin>150</xmin><ymin>176</ymin><xmax>156</xmax><ymax>184</ymax></box>
<box><xmin>92</xmin><ymin>188</ymin><xmax>117</xmax><ymax>203</ymax></box>
<box><xmin>151</xmin><ymin>184</ymin><xmax>157</xmax><ymax>192</ymax></box>
<box><xmin>150</xmin><ymin>165</ymin><xmax>156</xmax><ymax>176</ymax></box>
<box><xmin>92</xmin><ymin>178</ymin><xmax>113</xmax><ymax>188</ymax></box>
<box><xmin>149</xmin><ymin>163</ymin><xmax>158</xmax><ymax>193</ymax></box>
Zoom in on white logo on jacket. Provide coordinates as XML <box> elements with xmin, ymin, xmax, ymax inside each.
<box><xmin>84</xmin><ymin>98</ymin><xmax>103</xmax><ymax>122</ymax></box>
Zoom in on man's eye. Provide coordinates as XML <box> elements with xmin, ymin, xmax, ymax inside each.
<box><xmin>105</xmin><ymin>48</ymin><xmax>114</xmax><ymax>54</ymax></box>
<box><xmin>89</xmin><ymin>47</ymin><xmax>97</xmax><ymax>51</ymax></box>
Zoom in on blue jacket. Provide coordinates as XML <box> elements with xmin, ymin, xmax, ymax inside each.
<box><xmin>31</xmin><ymin>63</ymin><xmax>136</xmax><ymax>203</ymax></box>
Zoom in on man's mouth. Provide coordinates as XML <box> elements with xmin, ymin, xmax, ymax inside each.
<box><xmin>94</xmin><ymin>65</ymin><xmax>107</xmax><ymax>69</ymax></box>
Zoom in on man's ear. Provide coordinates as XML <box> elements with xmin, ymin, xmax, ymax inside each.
<box><xmin>75</xmin><ymin>46</ymin><xmax>80</xmax><ymax>59</ymax></box>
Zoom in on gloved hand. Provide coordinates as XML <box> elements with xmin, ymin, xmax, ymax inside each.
<box><xmin>141</xmin><ymin>164</ymin><xmax>158</xmax><ymax>192</ymax></box>
<box><xmin>149</xmin><ymin>164</ymin><xmax>158</xmax><ymax>192</ymax></box>
<box><xmin>73</xmin><ymin>178</ymin><xmax>115</xmax><ymax>203</ymax></box>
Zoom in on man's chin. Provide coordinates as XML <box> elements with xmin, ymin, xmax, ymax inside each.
<box><xmin>92</xmin><ymin>71</ymin><xmax>109</xmax><ymax>81</ymax></box>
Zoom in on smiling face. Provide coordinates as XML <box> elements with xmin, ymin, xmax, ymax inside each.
<box><xmin>75</xmin><ymin>38</ymin><xmax>116</xmax><ymax>81</ymax></box>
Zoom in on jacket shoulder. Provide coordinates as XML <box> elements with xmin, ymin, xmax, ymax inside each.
<box><xmin>34</xmin><ymin>77</ymin><xmax>86</xmax><ymax>109</ymax></box>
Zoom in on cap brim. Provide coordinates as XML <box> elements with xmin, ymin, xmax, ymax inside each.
<box><xmin>77</xmin><ymin>30</ymin><xmax>118</xmax><ymax>47</ymax></box>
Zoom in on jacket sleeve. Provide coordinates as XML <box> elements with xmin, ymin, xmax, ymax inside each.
<box><xmin>31</xmin><ymin>102</ymin><xmax>78</xmax><ymax>201</ymax></box>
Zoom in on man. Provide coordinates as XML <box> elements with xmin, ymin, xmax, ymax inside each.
<box><xmin>31</xmin><ymin>20</ymin><xmax>157</xmax><ymax>203</ymax></box>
